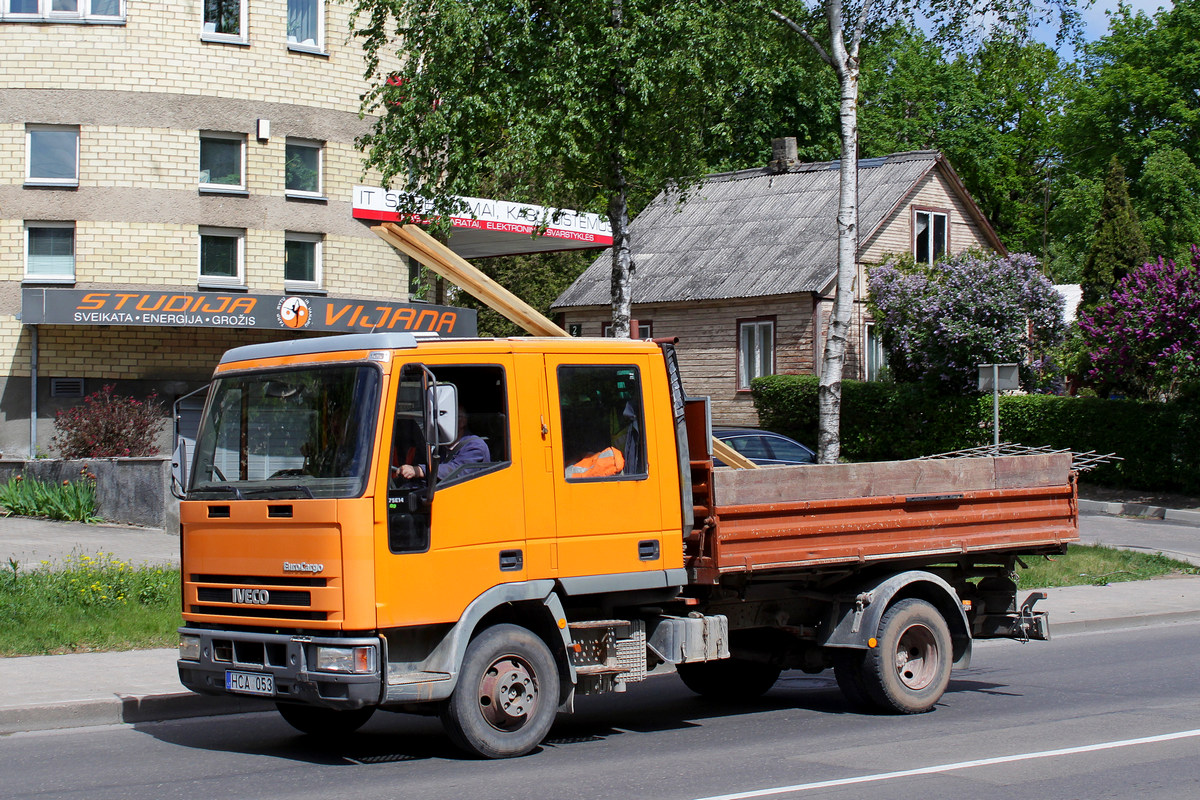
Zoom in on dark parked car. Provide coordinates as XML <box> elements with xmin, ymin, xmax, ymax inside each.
<box><xmin>712</xmin><ymin>428</ymin><xmax>816</xmax><ymax>467</ymax></box>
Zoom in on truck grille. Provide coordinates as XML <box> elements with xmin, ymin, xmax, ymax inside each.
<box><xmin>188</xmin><ymin>574</ymin><xmax>331</xmax><ymax>621</ymax></box>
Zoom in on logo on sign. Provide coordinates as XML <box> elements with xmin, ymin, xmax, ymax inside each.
<box><xmin>232</xmin><ymin>588</ymin><xmax>270</xmax><ymax>605</ymax></box>
<box><xmin>277</xmin><ymin>297</ymin><xmax>312</xmax><ymax>329</ymax></box>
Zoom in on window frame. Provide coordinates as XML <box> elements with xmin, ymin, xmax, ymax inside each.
<box><xmin>601</xmin><ymin>321</ymin><xmax>653</xmax><ymax>339</ymax></box>
<box><xmin>200</xmin><ymin>0</ymin><xmax>246</xmax><ymax>44</ymax></box>
<box><xmin>913</xmin><ymin>207</ymin><xmax>949</xmax><ymax>266</ymax></box>
<box><xmin>284</xmin><ymin>231</ymin><xmax>324</xmax><ymax>292</ymax></box>
<box><xmin>286</xmin><ymin>0</ymin><xmax>325</xmax><ymax>53</ymax></box>
<box><xmin>198</xmin><ymin>226</ymin><xmax>246</xmax><ymax>289</ymax></box>
<box><xmin>737</xmin><ymin>316</ymin><xmax>775</xmax><ymax>391</ymax></box>
<box><xmin>284</xmin><ymin>138</ymin><xmax>324</xmax><ymax>199</ymax></box>
<box><xmin>24</xmin><ymin>221</ymin><xmax>76</xmax><ymax>284</ymax></box>
<box><xmin>557</xmin><ymin>363</ymin><xmax>648</xmax><ymax>483</ymax></box>
<box><xmin>865</xmin><ymin>321</ymin><xmax>887</xmax><ymax>382</ymax></box>
<box><xmin>198</xmin><ymin>131</ymin><xmax>247</xmax><ymax>194</ymax></box>
<box><xmin>25</xmin><ymin>124</ymin><xmax>79</xmax><ymax>187</ymax></box>
<box><xmin>2</xmin><ymin>0</ymin><xmax>124</xmax><ymax>20</ymax></box>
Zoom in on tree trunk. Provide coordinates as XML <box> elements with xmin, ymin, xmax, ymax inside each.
<box><xmin>608</xmin><ymin>183</ymin><xmax>633</xmax><ymax>339</ymax></box>
<box><xmin>817</xmin><ymin>9</ymin><xmax>861</xmax><ymax>465</ymax></box>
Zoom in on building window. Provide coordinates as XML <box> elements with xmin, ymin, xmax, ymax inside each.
<box><xmin>199</xmin><ymin>226</ymin><xmax>245</xmax><ymax>287</ymax></box>
<box><xmin>284</xmin><ymin>232</ymin><xmax>323</xmax><ymax>289</ymax></box>
<box><xmin>287</xmin><ymin>0</ymin><xmax>323</xmax><ymax>51</ymax></box>
<box><xmin>25</xmin><ymin>222</ymin><xmax>75</xmax><ymax>282</ymax></box>
<box><xmin>914</xmin><ymin>209</ymin><xmax>948</xmax><ymax>266</ymax></box>
<box><xmin>202</xmin><ymin>0</ymin><xmax>244</xmax><ymax>41</ymax></box>
<box><xmin>3</xmin><ymin>0</ymin><xmax>123</xmax><ymax>19</ymax></box>
<box><xmin>601</xmin><ymin>321</ymin><xmax>653</xmax><ymax>339</ymax></box>
<box><xmin>285</xmin><ymin>139</ymin><xmax>323</xmax><ymax>197</ymax></box>
<box><xmin>865</xmin><ymin>322</ymin><xmax>887</xmax><ymax>382</ymax></box>
<box><xmin>199</xmin><ymin>133</ymin><xmax>245</xmax><ymax>192</ymax></box>
<box><xmin>738</xmin><ymin>318</ymin><xmax>774</xmax><ymax>390</ymax></box>
<box><xmin>26</xmin><ymin>124</ymin><xmax>78</xmax><ymax>187</ymax></box>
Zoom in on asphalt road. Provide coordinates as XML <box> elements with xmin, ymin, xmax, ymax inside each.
<box><xmin>1079</xmin><ymin>512</ymin><xmax>1200</xmax><ymax>566</ymax></box>
<box><xmin>5</xmin><ymin>620</ymin><xmax>1200</xmax><ymax>800</ymax></box>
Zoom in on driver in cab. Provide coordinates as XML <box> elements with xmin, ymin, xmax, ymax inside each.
<box><xmin>394</xmin><ymin>408</ymin><xmax>488</xmax><ymax>481</ymax></box>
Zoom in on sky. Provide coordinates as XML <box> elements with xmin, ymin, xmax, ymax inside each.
<box><xmin>1047</xmin><ymin>0</ymin><xmax>1174</xmax><ymax>50</ymax></box>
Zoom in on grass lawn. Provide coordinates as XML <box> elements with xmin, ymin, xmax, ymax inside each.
<box><xmin>0</xmin><ymin>544</ymin><xmax>1193</xmax><ymax>657</ymax></box>
<box><xmin>0</xmin><ymin>553</ymin><xmax>180</xmax><ymax>657</ymax></box>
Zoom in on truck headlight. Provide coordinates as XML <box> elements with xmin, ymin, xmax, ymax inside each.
<box><xmin>315</xmin><ymin>645</ymin><xmax>377</xmax><ymax>674</ymax></box>
<box><xmin>179</xmin><ymin>635</ymin><xmax>201</xmax><ymax>661</ymax></box>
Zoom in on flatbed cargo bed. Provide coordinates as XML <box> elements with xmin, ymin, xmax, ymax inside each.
<box><xmin>687</xmin><ymin>453</ymin><xmax>1078</xmax><ymax>583</ymax></box>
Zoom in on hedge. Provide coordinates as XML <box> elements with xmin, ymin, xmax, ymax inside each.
<box><xmin>751</xmin><ymin>374</ymin><xmax>1200</xmax><ymax>494</ymax></box>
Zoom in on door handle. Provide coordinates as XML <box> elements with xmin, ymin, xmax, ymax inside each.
<box><xmin>499</xmin><ymin>549</ymin><xmax>524</xmax><ymax>571</ymax></box>
<box><xmin>638</xmin><ymin>540</ymin><xmax>660</xmax><ymax>561</ymax></box>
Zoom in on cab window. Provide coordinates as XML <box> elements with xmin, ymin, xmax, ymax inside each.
<box><xmin>558</xmin><ymin>365</ymin><xmax>646</xmax><ymax>481</ymax></box>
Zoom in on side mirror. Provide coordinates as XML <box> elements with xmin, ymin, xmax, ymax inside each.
<box><xmin>433</xmin><ymin>383</ymin><xmax>458</xmax><ymax>445</ymax></box>
<box><xmin>170</xmin><ymin>437</ymin><xmax>190</xmax><ymax>500</ymax></box>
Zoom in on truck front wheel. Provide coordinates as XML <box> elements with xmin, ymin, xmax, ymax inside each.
<box><xmin>861</xmin><ymin>598</ymin><xmax>952</xmax><ymax>714</ymax></box>
<box><xmin>275</xmin><ymin>702</ymin><xmax>376</xmax><ymax>737</ymax></box>
<box><xmin>440</xmin><ymin>624</ymin><xmax>560</xmax><ymax>759</ymax></box>
<box><xmin>677</xmin><ymin>658</ymin><xmax>782</xmax><ymax>700</ymax></box>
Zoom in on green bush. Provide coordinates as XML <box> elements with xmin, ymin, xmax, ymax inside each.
<box><xmin>0</xmin><ymin>469</ymin><xmax>99</xmax><ymax>522</ymax></box>
<box><xmin>752</xmin><ymin>375</ymin><xmax>1200</xmax><ymax>493</ymax></box>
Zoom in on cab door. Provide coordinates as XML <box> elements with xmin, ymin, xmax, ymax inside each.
<box><xmin>544</xmin><ymin>353</ymin><xmax>668</xmax><ymax>581</ymax></box>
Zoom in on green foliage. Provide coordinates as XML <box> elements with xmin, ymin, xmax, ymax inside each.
<box><xmin>1017</xmin><ymin>544</ymin><xmax>1197</xmax><ymax>589</ymax></box>
<box><xmin>1135</xmin><ymin>148</ymin><xmax>1200</xmax><ymax>266</ymax></box>
<box><xmin>455</xmin><ymin>250</ymin><xmax>593</xmax><ymax>337</ymax></box>
<box><xmin>52</xmin><ymin>385</ymin><xmax>166</xmax><ymax>459</ymax></box>
<box><xmin>753</xmin><ymin>375</ymin><xmax>1200</xmax><ymax>493</ymax></box>
<box><xmin>0</xmin><ymin>470</ymin><xmax>99</xmax><ymax>523</ymax></box>
<box><xmin>1081</xmin><ymin>156</ymin><xmax>1149</xmax><ymax>308</ymax></box>
<box><xmin>0</xmin><ymin>553</ymin><xmax>179</xmax><ymax>656</ymax></box>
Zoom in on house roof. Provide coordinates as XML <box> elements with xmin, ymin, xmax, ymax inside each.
<box><xmin>552</xmin><ymin>150</ymin><xmax>1002</xmax><ymax>309</ymax></box>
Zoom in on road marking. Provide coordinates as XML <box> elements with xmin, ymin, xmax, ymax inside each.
<box><xmin>692</xmin><ymin>728</ymin><xmax>1200</xmax><ymax>800</ymax></box>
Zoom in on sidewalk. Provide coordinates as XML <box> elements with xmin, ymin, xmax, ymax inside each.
<box><xmin>2</xmin><ymin>501</ymin><xmax>1199</xmax><ymax>736</ymax></box>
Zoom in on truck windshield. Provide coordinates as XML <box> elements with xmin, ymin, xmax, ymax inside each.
<box><xmin>189</xmin><ymin>364</ymin><xmax>381</xmax><ymax>500</ymax></box>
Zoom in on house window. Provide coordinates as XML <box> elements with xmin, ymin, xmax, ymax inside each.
<box><xmin>3</xmin><ymin>0</ymin><xmax>123</xmax><ymax>19</ymax></box>
<box><xmin>199</xmin><ymin>226</ymin><xmax>245</xmax><ymax>287</ymax></box>
<box><xmin>25</xmin><ymin>222</ymin><xmax>75</xmax><ymax>282</ymax></box>
<box><xmin>738</xmin><ymin>318</ymin><xmax>774</xmax><ymax>390</ymax></box>
<box><xmin>865</xmin><ymin>322</ymin><xmax>887</xmax><ymax>382</ymax></box>
<box><xmin>26</xmin><ymin>124</ymin><xmax>78</xmax><ymax>186</ymax></box>
<box><xmin>601</xmin><ymin>321</ymin><xmax>653</xmax><ymax>339</ymax></box>
<box><xmin>202</xmin><ymin>0</ymin><xmax>245</xmax><ymax>42</ymax></box>
<box><xmin>287</xmin><ymin>0</ymin><xmax>323</xmax><ymax>51</ymax></box>
<box><xmin>914</xmin><ymin>209</ymin><xmax>947</xmax><ymax>266</ymax></box>
<box><xmin>284</xmin><ymin>232</ymin><xmax>322</xmax><ymax>289</ymax></box>
<box><xmin>199</xmin><ymin>133</ymin><xmax>245</xmax><ymax>192</ymax></box>
<box><xmin>285</xmin><ymin>139</ymin><xmax>323</xmax><ymax>196</ymax></box>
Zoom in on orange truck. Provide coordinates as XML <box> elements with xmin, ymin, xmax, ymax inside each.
<box><xmin>176</xmin><ymin>332</ymin><xmax>1077</xmax><ymax>758</ymax></box>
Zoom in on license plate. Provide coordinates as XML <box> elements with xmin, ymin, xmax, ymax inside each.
<box><xmin>225</xmin><ymin>670</ymin><xmax>275</xmax><ymax>696</ymax></box>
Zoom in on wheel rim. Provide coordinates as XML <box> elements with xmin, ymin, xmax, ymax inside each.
<box><xmin>476</xmin><ymin>655</ymin><xmax>539</xmax><ymax>732</ymax></box>
<box><xmin>893</xmin><ymin>623</ymin><xmax>939</xmax><ymax>691</ymax></box>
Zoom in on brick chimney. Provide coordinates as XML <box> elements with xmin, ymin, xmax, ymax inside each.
<box><xmin>768</xmin><ymin>137</ymin><xmax>798</xmax><ymax>173</ymax></box>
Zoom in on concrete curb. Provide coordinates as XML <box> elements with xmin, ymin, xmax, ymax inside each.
<box><xmin>1052</xmin><ymin>608</ymin><xmax>1200</xmax><ymax>635</ymax></box>
<box><xmin>1078</xmin><ymin>498</ymin><xmax>1200</xmax><ymax>526</ymax></box>
<box><xmin>0</xmin><ymin>693</ymin><xmax>272</xmax><ymax>735</ymax></box>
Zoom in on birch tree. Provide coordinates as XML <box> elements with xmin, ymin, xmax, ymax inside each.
<box><xmin>768</xmin><ymin>0</ymin><xmax>1079</xmax><ymax>463</ymax></box>
<box><xmin>351</xmin><ymin>1</ymin><xmax>763</xmax><ymax>339</ymax></box>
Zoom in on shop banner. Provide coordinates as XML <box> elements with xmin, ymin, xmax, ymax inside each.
<box><xmin>21</xmin><ymin>289</ymin><xmax>477</xmax><ymax>337</ymax></box>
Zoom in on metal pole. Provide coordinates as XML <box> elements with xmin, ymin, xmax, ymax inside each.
<box><xmin>992</xmin><ymin>363</ymin><xmax>1000</xmax><ymax>452</ymax></box>
<box><xmin>29</xmin><ymin>325</ymin><xmax>38</xmax><ymax>457</ymax></box>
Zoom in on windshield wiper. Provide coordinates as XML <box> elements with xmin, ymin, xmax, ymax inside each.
<box><xmin>189</xmin><ymin>484</ymin><xmax>245</xmax><ymax>500</ymax></box>
<box><xmin>242</xmin><ymin>484</ymin><xmax>315</xmax><ymax>499</ymax></box>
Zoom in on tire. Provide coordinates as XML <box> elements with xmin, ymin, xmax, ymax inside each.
<box><xmin>275</xmin><ymin>702</ymin><xmax>376</xmax><ymax>738</ymax></box>
<box><xmin>440</xmin><ymin>624</ymin><xmax>560</xmax><ymax>759</ymax></box>
<box><xmin>677</xmin><ymin>658</ymin><xmax>782</xmax><ymax>701</ymax></box>
<box><xmin>832</xmin><ymin>651</ymin><xmax>872</xmax><ymax>710</ymax></box>
<box><xmin>860</xmin><ymin>598</ymin><xmax>953</xmax><ymax>714</ymax></box>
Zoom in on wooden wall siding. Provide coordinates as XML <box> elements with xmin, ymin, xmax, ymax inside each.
<box><xmin>560</xmin><ymin>295</ymin><xmax>816</xmax><ymax>427</ymax></box>
<box><xmin>861</xmin><ymin>169</ymin><xmax>994</xmax><ymax>265</ymax></box>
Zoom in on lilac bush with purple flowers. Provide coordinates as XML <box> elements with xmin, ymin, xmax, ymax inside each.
<box><xmin>867</xmin><ymin>251</ymin><xmax>1065</xmax><ymax>394</ymax></box>
<box><xmin>1078</xmin><ymin>249</ymin><xmax>1200</xmax><ymax>400</ymax></box>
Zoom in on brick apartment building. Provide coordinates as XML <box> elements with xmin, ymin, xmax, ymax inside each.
<box><xmin>0</xmin><ymin>1</ymin><xmax>481</xmax><ymax>457</ymax></box>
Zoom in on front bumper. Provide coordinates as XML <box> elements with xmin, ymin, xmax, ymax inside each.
<box><xmin>177</xmin><ymin>627</ymin><xmax>384</xmax><ymax>709</ymax></box>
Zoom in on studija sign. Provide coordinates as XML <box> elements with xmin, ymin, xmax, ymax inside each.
<box><xmin>20</xmin><ymin>288</ymin><xmax>478</xmax><ymax>336</ymax></box>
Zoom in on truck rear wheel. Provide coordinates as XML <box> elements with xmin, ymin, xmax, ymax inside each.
<box><xmin>677</xmin><ymin>658</ymin><xmax>782</xmax><ymax>700</ymax></box>
<box><xmin>440</xmin><ymin>624</ymin><xmax>560</xmax><ymax>759</ymax></box>
<box><xmin>275</xmin><ymin>702</ymin><xmax>376</xmax><ymax>737</ymax></box>
<box><xmin>861</xmin><ymin>598</ymin><xmax>952</xmax><ymax>714</ymax></box>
